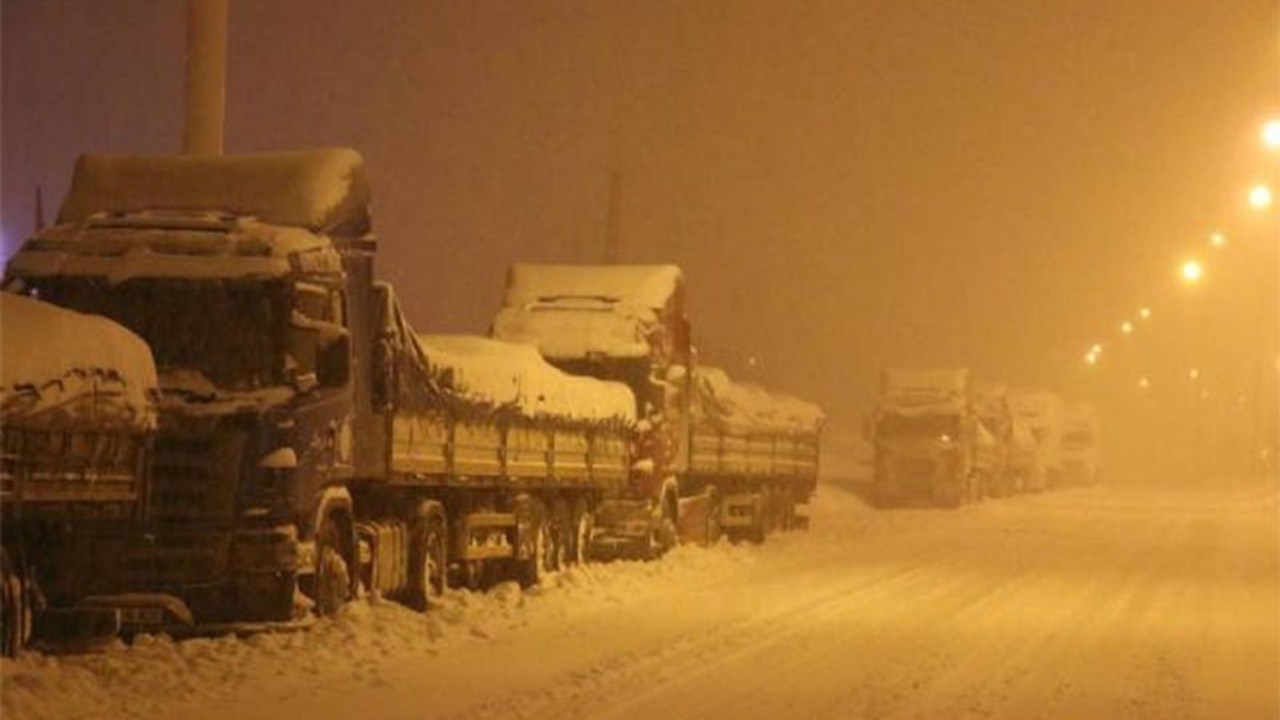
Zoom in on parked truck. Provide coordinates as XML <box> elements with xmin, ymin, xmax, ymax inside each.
<box><xmin>2</xmin><ymin>150</ymin><xmax>637</xmax><ymax>635</ymax></box>
<box><xmin>1</xmin><ymin>292</ymin><xmax>158</xmax><ymax>654</ymax></box>
<box><xmin>970</xmin><ymin>381</ymin><xmax>1017</xmax><ymax>497</ymax></box>
<box><xmin>1057</xmin><ymin>402</ymin><xmax>1100</xmax><ymax>486</ymax></box>
<box><xmin>491</xmin><ymin>264</ymin><xmax>823</xmax><ymax>557</ymax></box>
<box><xmin>871</xmin><ymin>368</ymin><xmax>998</xmax><ymax>507</ymax></box>
<box><xmin>1007</xmin><ymin>388</ymin><xmax>1064</xmax><ymax>491</ymax></box>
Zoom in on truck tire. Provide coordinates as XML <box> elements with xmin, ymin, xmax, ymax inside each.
<box><xmin>704</xmin><ymin>487</ymin><xmax>723</xmax><ymax>546</ymax></box>
<box><xmin>406</xmin><ymin>502</ymin><xmax>448</xmax><ymax>611</ymax></box>
<box><xmin>309</xmin><ymin>515</ymin><xmax>354</xmax><ymax>616</ymax></box>
<box><xmin>547</xmin><ymin>499</ymin><xmax>570</xmax><ymax>572</ymax></box>
<box><xmin>649</xmin><ymin>493</ymin><xmax>678</xmax><ymax>558</ymax></box>
<box><xmin>514</xmin><ymin>496</ymin><xmax>548</xmax><ymax>588</ymax></box>
<box><xmin>0</xmin><ymin>548</ymin><xmax>29</xmax><ymax>657</ymax></box>
<box><xmin>568</xmin><ymin>499</ymin><xmax>594</xmax><ymax>565</ymax></box>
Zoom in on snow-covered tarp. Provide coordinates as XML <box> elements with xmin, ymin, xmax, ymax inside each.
<box><xmin>878</xmin><ymin>367</ymin><xmax>970</xmax><ymax>417</ymax></box>
<box><xmin>56</xmin><ymin>149</ymin><xmax>372</xmax><ymax>236</ymax></box>
<box><xmin>492</xmin><ymin>264</ymin><xmax>683</xmax><ymax>360</ymax></box>
<box><xmin>417</xmin><ymin>335</ymin><xmax>635</xmax><ymax>426</ymax></box>
<box><xmin>1</xmin><ymin>292</ymin><xmax>157</xmax><ymax>430</ymax></box>
<box><xmin>692</xmin><ymin>365</ymin><xmax>824</xmax><ymax>436</ymax></box>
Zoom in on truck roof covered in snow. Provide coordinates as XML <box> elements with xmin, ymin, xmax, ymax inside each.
<box><xmin>693</xmin><ymin>365</ymin><xmax>824</xmax><ymax>435</ymax></box>
<box><xmin>492</xmin><ymin>264</ymin><xmax>683</xmax><ymax>360</ymax></box>
<box><xmin>1</xmin><ymin>292</ymin><xmax>157</xmax><ymax>431</ymax></box>
<box><xmin>878</xmin><ymin>368</ymin><xmax>970</xmax><ymax>416</ymax></box>
<box><xmin>417</xmin><ymin>334</ymin><xmax>635</xmax><ymax>426</ymax></box>
<box><xmin>56</xmin><ymin>149</ymin><xmax>372</xmax><ymax>236</ymax></box>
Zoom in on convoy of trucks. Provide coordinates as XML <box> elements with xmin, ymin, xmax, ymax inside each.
<box><xmin>0</xmin><ymin>150</ymin><xmax>824</xmax><ymax>651</ymax></box>
<box><xmin>872</xmin><ymin>370</ymin><xmax>1099</xmax><ymax>507</ymax></box>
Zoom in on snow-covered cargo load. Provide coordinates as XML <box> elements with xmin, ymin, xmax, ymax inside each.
<box><xmin>1</xmin><ymin>292</ymin><xmax>157</xmax><ymax>433</ymax></box>
<box><xmin>417</xmin><ymin>335</ymin><xmax>635</xmax><ymax>427</ymax></box>
<box><xmin>492</xmin><ymin>263</ymin><xmax>684</xmax><ymax>361</ymax></box>
<box><xmin>691</xmin><ymin>366</ymin><xmax>824</xmax><ymax>436</ymax></box>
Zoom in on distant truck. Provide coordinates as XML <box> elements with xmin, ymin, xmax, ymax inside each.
<box><xmin>1006</xmin><ymin>388</ymin><xmax>1064</xmax><ymax>491</ymax></box>
<box><xmin>491</xmin><ymin>264</ymin><xmax>823</xmax><ymax>556</ymax></box>
<box><xmin>2</xmin><ymin>150</ymin><xmax>639</xmax><ymax>636</ymax></box>
<box><xmin>871</xmin><ymin>368</ymin><xmax>997</xmax><ymax>507</ymax></box>
<box><xmin>1</xmin><ymin>293</ymin><xmax>158</xmax><ymax>654</ymax></box>
<box><xmin>970</xmin><ymin>381</ymin><xmax>1017</xmax><ymax>497</ymax></box>
<box><xmin>1057</xmin><ymin>403</ymin><xmax>1100</xmax><ymax>486</ymax></box>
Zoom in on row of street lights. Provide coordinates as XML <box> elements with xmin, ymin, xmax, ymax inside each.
<box><xmin>1082</xmin><ymin>116</ymin><xmax>1277</xmax><ymax>378</ymax></box>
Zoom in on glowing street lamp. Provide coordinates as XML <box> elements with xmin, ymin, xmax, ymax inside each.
<box><xmin>1188</xmin><ymin>367</ymin><xmax>1200</xmax><ymax>381</ymax></box>
<box><xmin>1209</xmin><ymin>231</ymin><xmax>1227</xmax><ymax>249</ymax></box>
<box><xmin>1138</xmin><ymin>376</ymin><xmax>1150</xmax><ymax>390</ymax></box>
<box><xmin>1249</xmin><ymin>184</ymin><xmax>1273</xmax><ymax>210</ymax></box>
<box><xmin>1120</xmin><ymin>320</ymin><xmax>1134</xmax><ymax>335</ymax></box>
<box><xmin>1139</xmin><ymin>307</ymin><xmax>1152</xmax><ymax>320</ymax></box>
<box><xmin>1181</xmin><ymin>259</ymin><xmax>1204</xmax><ymax>285</ymax></box>
<box><xmin>1264</xmin><ymin>119</ymin><xmax>1280</xmax><ymax>150</ymax></box>
<box><xmin>1084</xmin><ymin>352</ymin><xmax>1098</xmax><ymax>366</ymax></box>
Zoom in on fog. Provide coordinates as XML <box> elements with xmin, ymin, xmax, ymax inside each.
<box><xmin>3</xmin><ymin>0</ymin><xmax>1276</xmax><ymax>480</ymax></box>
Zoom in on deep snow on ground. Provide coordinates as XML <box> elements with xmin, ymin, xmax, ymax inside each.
<box><xmin>3</xmin><ymin>480</ymin><xmax>1278</xmax><ymax>720</ymax></box>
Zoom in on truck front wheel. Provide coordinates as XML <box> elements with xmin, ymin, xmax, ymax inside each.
<box><xmin>309</xmin><ymin>516</ymin><xmax>353</xmax><ymax>616</ymax></box>
<box><xmin>406</xmin><ymin>502</ymin><xmax>448</xmax><ymax>611</ymax></box>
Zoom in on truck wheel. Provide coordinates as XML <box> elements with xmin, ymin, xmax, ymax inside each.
<box><xmin>568</xmin><ymin>499</ymin><xmax>594</xmax><ymax>565</ymax></box>
<box><xmin>547</xmin><ymin>500</ymin><xmax>570</xmax><ymax>572</ymax></box>
<box><xmin>406</xmin><ymin>502</ymin><xmax>448</xmax><ymax>611</ymax></box>
<box><xmin>0</xmin><ymin>549</ymin><xmax>29</xmax><ymax>657</ymax></box>
<box><xmin>704</xmin><ymin>488</ymin><xmax>723</xmax><ymax>546</ymax></box>
<box><xmin>649</xmin><ymin>495</ymin><xmax>678</xmax><ymax>558</ymax></box>
<box><xmin>514</xmin><ymin>497</ymin><xmax>548</xmax><ymax>588</ymax></box>
<box><xmin>309</xmin><ymin>516</ymin><xmax>353</xmax><ymax>616</ymax></box>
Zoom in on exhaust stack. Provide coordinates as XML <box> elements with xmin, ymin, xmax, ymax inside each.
<box><xmin>183</xmin><ymin>0</ymin><xmax>227</xmax><ymax>156</ymax></box>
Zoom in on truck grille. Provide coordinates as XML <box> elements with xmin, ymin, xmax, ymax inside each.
<box><xmin>150</xmin><ymin>434</ymin><xmax>234</xmax><ymax>522</ymax></box>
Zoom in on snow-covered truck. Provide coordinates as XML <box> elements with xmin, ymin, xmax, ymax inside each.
<box><xmin>1057</xmin><ymin>402</ymin><xmax>1100</xmax><ymax>486</ymax></box>
<box><xmin>1006</xmin><ymin>388</ymin><xmax>1064</xmax><ymax>491</ymax></box>
<box><xmin>2</xmin><ymin>150</ymin><xmax>635</xmax><ymax>634</ymax></box>
<box><xmin>688</xmin><ymin>366</ymin><xmax>824</xmax><ymax>542</ymax></box>
<box><xmin>970</xmin><ymin>381</ymin><xmax>1016</xmax><ymax>497</ymax></box>
<box><xmin>871</xmin><ymin>368</ymin><xmax>998</xmax><ymax>507</ymax></box>
<box><xmin>1</xmin><ymin>292</ymin><xmax>158</xmax><ymax>654</ymax></box>
<box><xmin>491</xmin><ymin>264</ymin><xmax>824</xmax><ymax>556</ymax></box>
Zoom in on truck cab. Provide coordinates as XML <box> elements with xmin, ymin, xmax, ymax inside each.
<box><xmin>3</xmin><ymin>150</ymin><xmax>374</xmax><ymax>629</ymax></box>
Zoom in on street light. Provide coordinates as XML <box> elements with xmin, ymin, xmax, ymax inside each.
<box><xmin>1120</xmin><ymin>320</ymin><xmax>1134</xmax><ymax>334</ymax></box>
<box><xmin>1181</xmin><ymin>259</ymin><xmax>1204</xmax><ymax>285</ymax></box>
<box><xmin>1263</xmin><ymin>119</ymin><xmax>1280</xmax><ymax>150</ymax></box>
<box><xmin>1139</xmin><ymin>307</ymin><xmax>1152</xmax><ymax>320</ymax></box>
<box><xmin>1209</xmin><ymin>231</ymin><xmax>1227</xmax><ymax>249</ymax></box>
<box><xmin>1248</xmin><ymin>184</ymin><xmax>1273</xmax><ymax>210</ymax></box>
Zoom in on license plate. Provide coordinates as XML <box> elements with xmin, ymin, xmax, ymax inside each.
<box><xmin>120</xmin><ymin>606</ymin><xmax>166</xmax><ymax>625</ymax></box>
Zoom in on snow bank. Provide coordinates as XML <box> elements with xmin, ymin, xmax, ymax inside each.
<box><xmin>418</xmin><ymin>335</ymin><xmax>635</xmax><ymax>426</ymax></box>
<box><xmin>692</xmin><ymin>365</ymin><xmax>824</xmax><ymax>435</ymax></box>
<box><xmin>492</xmin><ymin>264</ymin><xmax>682</xmax><ymax>359</ymax></box>
<box><xmin>0</xmin><ymin>293</ymin><xmax>157</xmax><ymax>431</ymax></box>
<box><xmin>56</xmin><ymin>149</ymin><xmax>371</xmax><ymax>236</ymax></box>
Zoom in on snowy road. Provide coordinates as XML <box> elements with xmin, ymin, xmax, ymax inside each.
<box><xmin>4</xmin><ymin>481</ymin><xmax>1278</xmax><ymax>720</ymax></box>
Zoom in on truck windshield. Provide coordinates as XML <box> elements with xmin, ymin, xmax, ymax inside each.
<box><xmin>22</xmin><ymin>276</ymin><xmax>288</xmax><ymax>391</ymax></box>
<box><xmin>1062</xmin><ymin>431</ymin><xmax>1093</xmax><ymax>449</ymax></box>
<box><xmin>878</xmin><ymin>414</ymin><xmax>959</xmax><ymax>442</ymax></box>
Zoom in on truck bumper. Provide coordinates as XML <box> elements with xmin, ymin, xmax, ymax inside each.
<box><xmin>588</xmin><ymin>499</ymin><xmax>655</xmax><ymax>560</ymax></box>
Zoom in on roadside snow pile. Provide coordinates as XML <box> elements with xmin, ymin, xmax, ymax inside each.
<box><xmin>692</xmin><ymin>365</ymin><xmax>824</xmax><ymax>435</ymax></box>
<box><xmin>0</xmin><ymin>292</ymin><xmax>157</xmax><ymax>430</ymax></box>
<box><xmin>418</xmin><ymin>334</ymin><xmax>635</xmax><ymax>425</ymax></box>
<box><xmin>492</xmin><ymin>264</ymin><xmax>683</xmax><ymax>359</ymax></box>
<box><xmin>0</xmin><ymin>537</ymin><xmax>763</xmax><ymax>720</ymax></box>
